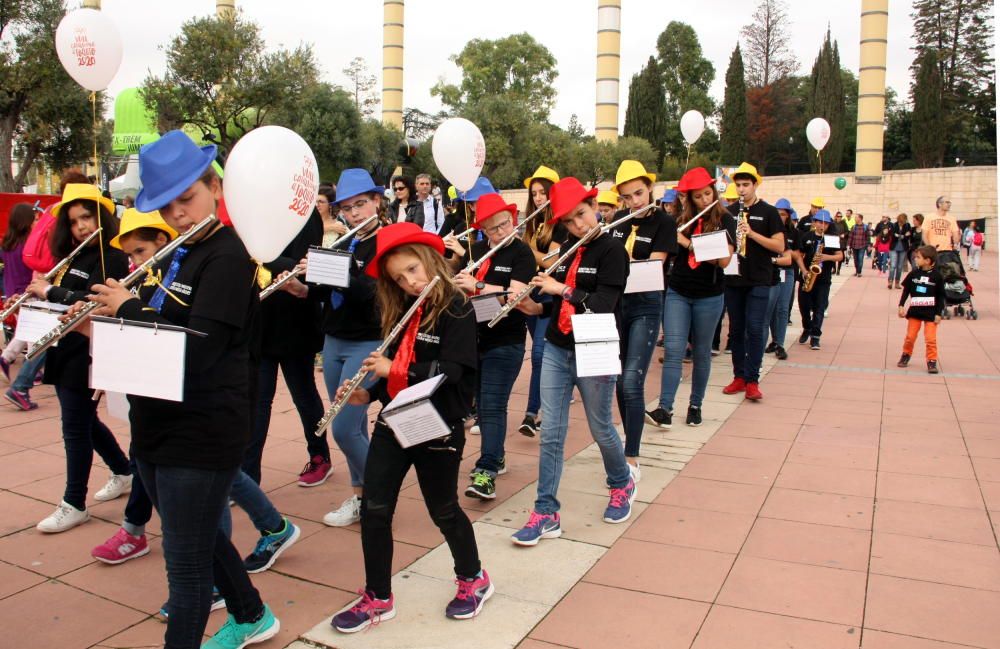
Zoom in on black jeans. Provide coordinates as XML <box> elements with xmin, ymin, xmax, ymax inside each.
<box><xmin>123</xmin><ymin>448</ymin><xmax>153</xmax><ymax>532</ymax></box>
<box><xmin>361</xmin><ymin>421</ymin><xmax>480</xmax><ymax>599</ymax></box>
<box><xmin>724</xmin><ymin>285</ymin><xmax>771</xmax><ymax>383</ymax></box>
<box><xmin>136</xmin><ymin>459</ymin><xmax>263</xmax><ymax>649</ymax></box>
<box><xmin>245</xmin><ymin>353</ymin><xmax>328</xmax><ymax>482</ymax></box>
<box><xmin>798</xmin><ymin>282</ymin><xmax>831</xmax><ymax>339</ymax></box>
<box><xmin>56</xmin><ymin>385</ymin><xmax>129</xmax><ymax>510</ymax></box>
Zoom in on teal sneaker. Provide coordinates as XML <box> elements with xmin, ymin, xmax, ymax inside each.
<box><xmin>201</xmin><ymin>604</ymin><xmax>279</xmax><ymax>649</ymax></box>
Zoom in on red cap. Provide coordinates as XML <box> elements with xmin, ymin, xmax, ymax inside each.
<box><xmin>473</xmin><ymin>193</ymin><xmax>518</xmax><ymax>229</ymax></box>
<box><xmin>548</xmin><ymin>177</ymin><xmax>598</xmax><ymax>224</ymax></box>
<box><xmin>676</xmin><ymin>167</ymin><xmax>715</xmax><ymax>193</ymax></box>
<box><xmin>365</xmin><ymin>222</ymin><xmax>446</xmax><ymax>278</ymax></box>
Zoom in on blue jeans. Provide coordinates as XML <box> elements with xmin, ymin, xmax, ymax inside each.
<box><xmin>322</xmin><ymin>335</ymin><xmax>380</xmax><ymax>487</ymax></box>
<box><xmin>768</xmin><ymin>270</ymin><xmax>796</xmax><ymax>347</ymax></box>
<box><xmin>525</xmin><ymin>311</ymin><xmax>550</xmax><ymax>418</ymax></box>
<box><xmin>475</xmin><ymin>343</ymin><xmax>525</xmax><ymax>476</ymax></box>
<box><xmin>876</xmin><ymin>251</ymin><xmax>889</xmax><ymax>272</ymax></box>
<box><xmin>724</xmin><ymin>285</ymin><xmax>771</xmax><ymax>384</ymax></box>
<box><xmin>136</xmin><ymin>460</ymin><xmax>263</xmax><ymax>649</ymax></box>
<box><xmin>535</xmin><ymin>344</ymin><xmax>630</xmax><ymax>515</ymax></box>
<box><xmin>229</xmin><ymin>469</ymin><xmax>283</xmax><ymax>533</ymax></box>
<box><xmin>616</xmin><ymin>291</ymin><xmax>662</xmax><ymax>457</ymax></box>
<box><xmin>12</xmin><ymin>349</ymin><xmax>44</xmax><ymax>392</ymax></box>
<box><xmin>889</xmin><ymin>249</ymin><xmax>907</xmax><ymax>284</ymax></box>
<box><xmin>659</xmin><ymin>290</ymin><xmax>724</xmax><ymax>411</ymax></box>
<box><xmin>852</xmin><ymin>248</ymin><xmax>866</xmax><ymax>274</ymax></box>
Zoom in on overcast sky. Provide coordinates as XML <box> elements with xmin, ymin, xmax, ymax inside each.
<box><xmin>93</xmin><ymin>0</ymin><xmax>919</xmax><ymax>133</ymax></box>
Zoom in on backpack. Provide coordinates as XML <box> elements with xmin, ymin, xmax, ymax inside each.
<box><xmin>22</xmin><ymin>207</ymin><xmax>57</xmax><ymax>274</ymax></box>
<box><xmin>973</xmin><ymin>231</ymin><xmax>984</xmax><ymax>247</ymax></box>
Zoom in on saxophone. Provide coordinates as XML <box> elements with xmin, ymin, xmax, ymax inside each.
<box><xmin>736</xmin><ymin>197</ymin><xmax>748</xmax><ymax>257</ymax></box>
<box><xmin>803</xmin><ymin>240</ymin><xmax>823</xmax><ymax>293</ymax></box>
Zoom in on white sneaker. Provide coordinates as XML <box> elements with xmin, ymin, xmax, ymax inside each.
<box><xmin>323</xmin><ymin>495</ymin><xmax>361</xmax><ymax>527</ymax></box>
<box><xmin>628</xmin><ymin>461</ymin><xmax>642</xmax><ymax>484</ymax></box>
<box><xmin>37</xmin><ymin>500</ymin><xmax>90</xmax><ymax>533</ymax></box>
<box><xmin>469</xmin><ymin>424</ymin><xmax>481</xmax><ymax>435</ymax></box>
<box><xmin>94</xmin><ymin>473</ymin><xmax>132</xmax><ymax>502</ymax></box>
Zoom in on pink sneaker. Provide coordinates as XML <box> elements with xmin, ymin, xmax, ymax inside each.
<box><xmin>91</xmin><ymin>528</ymin><xmax>150</xmax><ymax>565</ymax></box>
<box><xmin>298</xmin><ymin>456</ymin><xmax>333</xmax><ymax>487</ymax></box>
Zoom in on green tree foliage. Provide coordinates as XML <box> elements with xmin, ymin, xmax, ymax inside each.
<box><xmin>431</xmin><ymin>34</ymin><xmax>557</xmax><ymax>121</ymax></box>
<box><xmin>719</xmin><ymin>45</ymin><xmax>749</xmax><ymax>164</ymax></box>
<box><xmin>655</xmin><ymin>22</ymin><xmax>716</xmax><ymax>159</ymax></box>
<box><xmin>141</xmin><ymin>12</ymin><xmax>318</xmax><ymax>159</ymax></box>
<box><xmin>623</xmin><ymin>57</ymin><xmax>668</xmax><ymax>161</ymax></box>
<box><xmin>883</xmin><ymin>88</ymin><xmax>914</xmax><ymax>169</ymax></box>
<box><xmin>805</xmin><ymin>30</ymin><xmax>845</xmax><ymax>172</ymax></box>
<box><xmin>911</xmin><ymin>49</ymin><xmax>946</xmax><ymax>167</ymax></box>
<box><xmin>0</xmin><ymin>0</ymin><xmax>106</xmax><ymax>191</ymax></box>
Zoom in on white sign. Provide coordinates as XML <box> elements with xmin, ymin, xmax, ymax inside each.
<box><xmin>470</xmin><ymin>293</ymin><xmax>505</xmax><ymax>323</ymax></box>
<box><xmin>14</xmin><ymin>302</ymin><xmax>69</xmax><ymax>344</ymax></box>
<box><xmin>691</xmin><ymin>230</ymin><xmax>731</xmax><ymax>262</ymax></box>
<box><xmin>91</xmin><ymin>319</ymin><xmax>188</xmax><ymax>401</ymax></box>
<box><xmin>823</xmin><ymin>234</ymin><xmax>841</xmax><ymax>249</ymax></box>
<box><xmin>571</xmin><ymin>313</ymin><xmax>621</xmax><ymax>377</ymax></box>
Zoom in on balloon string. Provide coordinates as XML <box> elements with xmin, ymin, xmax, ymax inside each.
<box><xmin>684</xmin><ymin>144</ymin><xmax>692</xmax><ymax>171</ymax></box>
<box><xmin>90</xmin><ymin>91</ymin><xmax>98</xmax><ymax>186</ymax></box>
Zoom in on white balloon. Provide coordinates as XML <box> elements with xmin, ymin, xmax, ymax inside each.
<box><xmin>54</xmin><ymin>9</ymin><xmax>123</xmax><ymax>92</ymax></box>
<box><xmin>223</xmin><ymin>126</ymin><xmax>318</xmax><ymax>263</ymax></box>
<box><xmin>432</xmin><ymin>118</ymin><xmax>486</xmax><ymax>192</ymax></box>
<box><xmin>680</xmin><ymin>110</ymin><xmax>705</xmax><ymax>146</ymax></box>
<box><xmin>806</xmin><ymin>117</ymin><xmax>832</xmax><ymax>152</ymax></box>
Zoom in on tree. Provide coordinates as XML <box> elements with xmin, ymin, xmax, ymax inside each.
<box><xmin>432</xmin><ymin>34</ymin><xmax>558</xmax><ymax>120</ymax></box>
<box><xmin>401</xmin><ymin>107</ymin><xmax>443</xmax><ymax>141</ymax></box>
<box><xmin>654</xmin><ymin>22</ymin><xmax>716</xmax><ymax>159</ymax></box>
<box><xmin>805</xmin><ymin>30</ymin><xmax>845</xmax><ymax>172</ymax></box>
<box><xmin>883</xmin><ymin>87</ymin><xmax>913</xmax><ymax>169</ymax></box>
<box><xmin>567</xmin><ymin>114</ymin><xmax>586</xmax><ymax>142</ymax></box>
<box><xmin>141</xmin><ymin>12</ymin><xmax>318</xmax><ymax>159</ymax></box>
<box><xmin>359</xmin><ymin>120</ymin><xmax>403</xmax><ymax>186</ymax></box>
<box><xmin>342</xmin><ymin>57</ymin><xmax>379</xmax><ymax>119</ymax></box>
<box><xmin>911</xmin><ymin>49</ymin><xmax>945</xmax><ymax>167</ymax></box>
<box><xmin>740</xmin><ymin>0</ymin><xmax>798</xmax><ymax>88</ymax></box>
<box><xmin>745</xmin><ymin>80</ymin><xmax>798</xmax><ymax>173</ymax></box>
<box><xmin>719</xmin><ymin>45</ymin><xmax>749</xmax><ymax>163</ymax></box>
<box><xmin>623</xmin><ymin>57</ymin><xmax>668</xmax><ymax>160</ymax></box>
<box><xmin>0</xmin><ymin>0</ymin><xmax>105</xmax><ymax>191</ymax></box>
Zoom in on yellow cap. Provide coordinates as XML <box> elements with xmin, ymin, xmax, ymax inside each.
<box><xmin>614</xmin><ymin>160</ymin><xmax>657</xmax><ymax>191</ymax></box>
<box><xmin>523</xmin><ymin>165</ymin><xmax>560</xmax><ymax>189</ymax></box>
<box><xmin>810</xmin><ymin>197</ymin><xmax>825</xmax><ymax>208</ymax></box>
<box><xmin>51</xmin><ymin>184</ymin><xmax>116</xmax><ymax>219</ymax></box>
<box><xmin>722</xmin><ymin>183</ymin><xmax>739</xmax><ymax>201</ymax></box>
<box><xmin>110</xmin><ymin>208</ymin><xmax>178</xmax><ymax>250</ymax></box>
<box><xmin>597</xmin><ymin>190</ymin><xmax>619</xmax><ymax>206</ymax></box>
<box><xmin>731</xmin><ymin>162</ymin><xmax>762</xmax><ymax>185</ymax></box>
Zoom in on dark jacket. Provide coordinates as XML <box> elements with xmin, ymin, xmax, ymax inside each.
<box><xmin>889</xmin><ymin>222</ymin><xmax>913</xmax><ymax>250</ymax></box>
<box><xmin>388</xmin><ymin>199</ymin><xmax>424</xmax><ymax>227</ymax></box>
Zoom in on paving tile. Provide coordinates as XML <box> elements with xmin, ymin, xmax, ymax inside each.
<box><xmin>874</xmin><ymin>499</ymin><xmax>996</xmax><ymax>546</ymax></box>
<box><xmin>246</xmin><ymin>570</ymin><xmax>355</xmax><ymax>649</ymax></box>
<box><xmin>529</xmin><ymin>582</ymin><xmax>708</xmax><ymax>649</ymax></box>
<box><xmin>698</xmin><ymin>435</ymin><xmax>792</xmax><ymax>461</ymax></box>
<box><xmin>776</xmin><ymin>462</ymin><xmax>876</xmax><ymax>497</ymax></box>
<box><xmin>719</xmin><ymin>554</ymin><xmax>867</xmax><ymax>626</ymax></box>
<box><xmin>865</xmin><ymin>574</ymin><xmax>1000</xmax><ymax>648</ymax></box>
<box><xmin>0</xmin><ymin>517</ymin><xmax>121</xmax><ymax>577</ymax></box>
<box><xmin>516</xmin><ymin>640</ymin><xmax>565</xmax><ymax>649</ymax></box>
<box><xmin>0</xmin><ymin>489</ymin><xmax>65</xmax><ymax>539</ymax></box>
<box><xmin>61</xmin><ymin>536</ymin><xmax>167</xmax><ymax>614</ymax></box>
<box><xmin>715</xmin><ymin>419</ymin><xmax>802</xmax><ymax>441</ymax></box>
<box><xmin>0</xmin><ymin>448</ymin><xmax>68</xmax><ymax>489</ymax></box>
<box><xmin>624</xmin><ymin>503</ymin><xmax>755</xmax><ymax>554</ymax></box>
<box><xmin>787</xmin><ymin>440</ymin><xmax>879</xmax><ymax>471</ymax></box>
<box><xmin>0</xmin><ymin>559</ymin><xmax>47</xmax><ymax>600</ymax></box>
<box><xmin>692</xmin><ymin>605</ymin><xmax>860</xmax><ymax>649</ymax></box>
<box><xmin>796</xmin><ymin>425</ymin><xmax>880</xmax><ymax>448</ymax></box>
<box><xmin>981</xmin><ymin>480</ymin><xmax>1000</xmax><ymax>512</ymax></box>
<box><xmin>742</xmin><ymin>518</ymin><xmax>871</xmax><ymax>572</ymax></box>
<box><xmin>870</xmin><ymin>532</ymin><xmax>1000</xmax><ymax>591</ymax></box>
<box><xmin>583</xmin><ymin>537</ymin><xmax>734</xmax><ymax>602</ymax></box>
<box><xmin>878</xmin><ymin>449</ymin><xmax>976</xmax><ymax>480</ymax></box>
<box><xmin>876</xmin><ymin>473</ymin><xmax>986</xmax><ymax>509</ymax></box>
<box><xmin>964</xmin><ymin>436</ymin><xmax>1000</xmax><ymax>459</ymax></box>
<box><xmin>860</xmin><ymin>629</ymin><xmax>985</xmax><ymax>649</ymax></box>
<box><xmin>91</xmin><ymin>617</ymin><xmax>172</xmax><ymax>649</ymax></box>
<box><xmin>680</xmin><ymin>453</ymin><xmax>780</xmax><ymax>486</ymax></box>
<box><xmin>972</xmin><ymin>456</ymin><xmax>1000</xmax><ymax>482</ymax></box>
<box><xmin>729</xmin><ymin>404</ymin><xmax>809</xmax><ymax>425</ymax></box>
<box><xmin>882</xmin><ymin>416</ymin><xmax>962</xmax><ymax>436</ymax></box>
<box><xmin>760</xmin><ymin>487</ymin><xmax>873</xmax><ymax>530</ymax></box>
<box><xmin>653</xmin><ymin>476</ymin><xmax>769</xmax><ymax>515</ymax></box>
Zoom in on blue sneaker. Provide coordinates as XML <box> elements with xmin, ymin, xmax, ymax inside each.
<box><xmin>243</xmin><ymin>518</ymin><xmax>300</xmax><ymax>573</ymax></box>
<box><xmin>158</xmin><ymin>587</ymin><xmax>226</xmax><ymax>620</ymax></box>
<box><xmin>332</xmin><ymin>590</ymin><xmax>396</xmax><ymax>633</ymax></box>
<box><xmin>511</xmin><ymin>511</ymin><xmax>561</xmax><ymax>547</ymax></box>
<box><xmin>603</xmin><ymin>477</ymin><xmax>637</xmax><ymax>524</ymax></box>
<box><xmin>202</xmin><ymin>604</ymin><xmax>279</xmax><ymax>648</ymax></box>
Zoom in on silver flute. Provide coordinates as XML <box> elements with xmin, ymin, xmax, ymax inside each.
<box><xmin>258</xmin><ymin>214</ymin><xmax>378</xmax><ymax>301</ymax></box>
<box><xmin>26</xmin><ymin>216</ymin><xmax>219</xmax><ymax>361</ymax></box>
<box><xmin>676</xmin><ymin>200</ymin><xmax>720</xmax><ymax>233</ymax></box>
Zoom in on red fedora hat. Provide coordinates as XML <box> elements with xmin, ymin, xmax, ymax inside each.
<box><xmin>473</xmin><ymin>193</ymin><xmax>518</xmax><ymax>229</ymax></box>
<box><xmin>676</xmin><ymin>167</ymin><xmax>715</xmax><ymax>193</ymax></box>
<box><xmin>548</xmin><ymin>177</ymin><xmax>598</xmax><ymax>224</ymax></box>
<box><xmin>366</xmin><ymin>222</ymin><xmax>446</xmax><ymax>278</ymax></box>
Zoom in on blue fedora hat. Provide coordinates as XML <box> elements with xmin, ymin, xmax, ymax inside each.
<box><xmin>662</xmin><ymin>189</ymin><xmax>678</xmax><ymax>204</ymax></box>
<box><xmin>775</xmin><ymin>198</ymin><xmax>798</xmax><ymax>221</ymax></box>
<box><xmin>135</xmin><ymin>131</ymin><xmax>217</xmax><ymax>212</ymax></box>
<box><xmin>335</xmin><ymin>169</ymin><xmax>383</xmax><ymax>205</ymax></box>
<box><xmin>459</xmin><ymin>177</ymin><xmax>496</xmax><ymax>202</ymax></box>
<box><xmin>813</xmin><ymin>209</ymin><xmax>832</xmax><ymax>224</ymax></box>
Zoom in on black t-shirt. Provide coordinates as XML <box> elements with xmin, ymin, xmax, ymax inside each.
<box><xmin>725</xmin><ymin>199</ymin><xmax>784</xmax><ymax>287</ymax></box>
<box><xmin>466</xmin><ymin>238</ymin><xmax>535</xmax><ymax>351</ymax></box>
<box><xmin>900</xmin><ymin>267</ymin><xmax>946</xmax><ymax>322</ymax></box>
<box><xmin>316</xmin><ymin>231</ymin><xmax>382</xmax><ymax>341</ymax></box>
<box><xmin>44</xmin><ymin>245</ymin><xmax>129</xmax><ymax>389</ymax></box>
<box><xmin>799</xmin><ymin>230</ymin><xmax>839</xmax><ymax>285</ymax></box>
<box><xmin>118</xmin><ymin>226</ymin><xmax>258</xmax><ymax>470</ymax></box>
<box><xmin>611</xmin><ymin>206</ymin><xmax>678</xmax><ymax>289</ymax></box>
<box><xmin>370</xmin><ymin>295</ymin><xmax>477</xmax><ymax>424</ymax></box>
<box><xmin>774</xmin><ymin>223</ymin><xmax>801</xmax><ymax>284</ymax></box>
<box><xmin>542</xmin><ymin>232</ymin><xmax>629</xmax><ymax>349</ymax></box>
<box><xmin>527</xmin><ymin>222</ymin><xmax>569</xmax><ymax>256</ymax></box>
<box><xmin>669</xmin><ymin>214</ymin><xmax>738</xmax><ymax>299</ymax></box>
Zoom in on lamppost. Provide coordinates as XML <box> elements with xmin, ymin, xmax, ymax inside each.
<box><xmin>787</xmin><ymin>136</ymin><xmax>794</xmax><ymax>175</ymax></box>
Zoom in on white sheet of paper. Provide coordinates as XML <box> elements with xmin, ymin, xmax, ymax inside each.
<box><xmin>723</xmin><ymin>253</ymin><xmax>740</xmax><ymax>276</ymax></box>
<box><xmin>624</xmin><ymin>259</ymin><xmax>665</xmax><ymax>294</ymax></box>
<box><xmin>692</xmin><ymin>230</ymin><xmax>731</xmax><ymax>262</ymax></box>
<box><xmin>780</xmin><ymin>269</ymin><xmax>787</xmax><ymax>282</ymax></box>
<box><xmin>575</xmin><ymin>341</ymin><xmax>622</xmax><ymax>377</ymax></box>
<box><xmin>305</xmin><ymin>248</ymin><xmax>352</xmax><ymax>288</ymax></box>
<box><xmin>470</xmin><ymin>293</ymin><xmax>504</xmax><ymax>323</ymax></box>
<box><xmin>383</xmin><ymin>374</ymin><xmax>446</xmax><ymax>412</ymax></box>
<box><xmin>90</xmin><ymin>320</ymin><xmax>186</xmax><ymax>401</ymax></box>
<box><xmin>14</xmin><ymin>304</ymin><xmax>66</xmax><ymax>344</ymax></box>
<box><xmin>823</xmin><ymin>234</ymin><xmax>840</xmax><ymax>249</ymax></box>
<box><xmin>380</xmin><ymin>379</ymin><xmax>452</xmax><ymax>449</ymax></box>
<box><xmin>105</xmin><ymin>391</ymin><xmax>131</xmax><ymax>422</ymax></box>
<box><xmin>571</xmin><ymin>312</ymin><xmax>619</xmax><ymax>343</ymax></box>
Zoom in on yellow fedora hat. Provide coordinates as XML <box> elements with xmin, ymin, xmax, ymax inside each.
<box><xmin>722</xmin><ymin>183</ymin><xmax>739</xmax><ymax>201</ymax></box>
<box><xmin>51</xmin><ymin>183</ymin><xmax>116</xmax><ymax>219</ymax></box>
<box><xmin>597</xmin><ymin>190</ymin><xmax>619</xmax><ymax>206</ymax></box>
<box><xmin>731</xmin><ymin>162</ymin><xmax>762</xmax><ymax>185</ymax></box>
<box><xmin>110</xmin><ymin>208</ymin><xmax>178</xmax><ymax>250</ymax></box>
<box><xmin>523</xmin><ymin>165</ymin><xmax>560</xmax><ymax>189</ymax></box>
<box><xmin>614</xmin><ymin>160</ymin><xmax>657</xmax><ymax>191</ymax></box>
<box><xmin>810</xmin><ymin>196</ymin><xmax>825</xmax><ymax>208</ymax></box>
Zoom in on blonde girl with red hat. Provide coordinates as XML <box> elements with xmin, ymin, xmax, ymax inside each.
<box><xmin>330</xmin><ymin>223</ymin><xmax>491</xmax><ymax>632</ymax></box>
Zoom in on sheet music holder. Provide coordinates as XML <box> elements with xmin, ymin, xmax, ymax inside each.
<box><xmin>823</xmin><ymin>234</ymin><xmax>841</xmax><ymax>249</ymax></box>
<box><xmin>379</xmin><ymin>374</ymin><xmax>451</xmax><ymax>448</ymax></box>
<box><xmin>624</xmin><ymin>259</ymin><xmax>664</xmax><ymax>294</ymax></box>
<box><xmin>470</xmin><ymin>292</ymin><xmax>509</xmax><ymax>323</ymax></box>
<box><xmin>691</xmin><ymin>229</ymin><xmax>731</xmax><ymax>262</ymax></box>
<box><xmin>305</xmin><ymin>246</ymin><xmax>352</xmax><ymax>288</ymax></box>
<box><xmin>571</xmin><ymin>312</ymin><xmax>621</xmax><ymax>377</ymax></box>
<box><xmin>14</xmin><ymin>302</ymin><xmax>70</xmax><ymax>345</ymax></box>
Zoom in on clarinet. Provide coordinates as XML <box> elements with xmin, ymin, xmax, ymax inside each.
<box><xmin>736</xmin><ymin>197</ymin><xmax>749</xmax><ymax>257</ymax></box>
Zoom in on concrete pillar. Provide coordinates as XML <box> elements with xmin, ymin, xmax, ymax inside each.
<box><xmin>382</xmin><ymin>0</ymin><xmax>404</xmax><ymax>129</ymax></box>
<box><xmin>855</xmin><ymin>0</ymin><xmax>889</xmax><ymax>181</ymax></box>
<box><xmin>595</xmin><ymin>0</ymin><xmax>621</xmax><ymax>142</ymax></box>
<box><xmin>216</xmin><ymin>0</ymin><xmax>235</xmax><ymax>18</ymax></box>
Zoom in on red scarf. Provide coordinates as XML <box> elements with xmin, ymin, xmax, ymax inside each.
<box><xmin>557</xmin><ymin>247</ymin><xmax>586</xmax><ymax>334</ymax></box>
<box><xmin>688</xmin><ymin>219</ymin><xmax>704</xmax><ymax>270</ymax></box>
<box><xmin>387</xmin><ymin>304</ymin><xmax>424</xmax><ymax>398</ymax></box>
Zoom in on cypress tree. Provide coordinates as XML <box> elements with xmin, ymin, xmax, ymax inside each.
<box><xmin>719</xmin><ymin>45</ymin><xmax>748</xmax><ymax>163</ymax></box>
<box><xmin>623</xmin><ymin>57</ymin><xmax>669</xmax><ymax>161</ymax></box>
<box><xmin>911</xmin><ymin>48</ymin><xmax>945</xmax><ymax>167</ymax></box>
<box><xmin>805</xmin><ymin>29</ymin><xmax>845</xmax><ymax>172</ymax></box>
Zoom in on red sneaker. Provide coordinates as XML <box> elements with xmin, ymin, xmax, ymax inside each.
<box><xmin>745</xmin><ymin>382</ymin><xmax>763</xmax><ymax>401</ymax></box>
<box><xmin>722</xmin><ymin>377</ymin><xmax>746</xmax><ymax>394</ymax></box>
<box><xmin>298</xmin><ymin>456</ymin><xmax>333</xmax><ymax>487</ymax></box>
<box><xmin>91</xmin><ymin>528</ymin><xmax>149</xmax><ymax>565</ymax></box>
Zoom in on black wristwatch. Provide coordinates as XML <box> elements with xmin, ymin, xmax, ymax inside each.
<box><xmin>475</xmin><ymin>281</ymin><xmax>486</xmax><ymax>295</ymax></box>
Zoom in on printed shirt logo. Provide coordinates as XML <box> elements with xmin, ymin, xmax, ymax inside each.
<box><xmin>68</xmin><ymin>269</ymin><xmax>90</xmax><ymax>280</ymax></box>
<box><xmin>493</xmin><ymin>266</ymin><xmax>512</xmax><ymax>273</ymax></box>
<box><xmin>577</xmin><ymin>267</ymin><xmax>597</xmax><ymax>275</ymax></box>
<box><xmin>416</xmin><ymin>332</ymin><xmax>440</xmax><ymax>344</ymax></box>
<box><xmin>169</xmin><ymin>282</ymin><xmax>193</xmax><ymax>296</ymax></box>
<box><xmin>636</xmin><ymin>236</ymin><xmax>652</xmax><ymax>243</ymax></box>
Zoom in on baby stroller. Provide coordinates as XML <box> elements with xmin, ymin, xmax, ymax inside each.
<box><xmin>936</xmin><ymin>250</ymin><xmax>978</xmax><ymax>320</ymax></box>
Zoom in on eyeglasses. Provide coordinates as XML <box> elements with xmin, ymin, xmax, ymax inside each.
<box><xmin>484</xmin><ymin>218</ymin><xmax>513</xmax><ymax>235</ymax></box>
<box><xmin>341</xmin><ymin>198</ymin><xmax>371</xmax><ymax>213</ymax></box>
<box><xmin>394</xmin><ymin>186</ymin><xmax>406</xmax><ymax>192</ymax></box>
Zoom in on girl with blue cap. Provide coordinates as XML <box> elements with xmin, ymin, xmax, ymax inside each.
<box><xmin>88</xmin><ymin>130</ymin><xmax>279</xmax><ymax>649</ymax></box>
<box><xmin>763</xmin><ymin>198</ymin><xmax>800</xmax><ymax>360</ymax></box>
